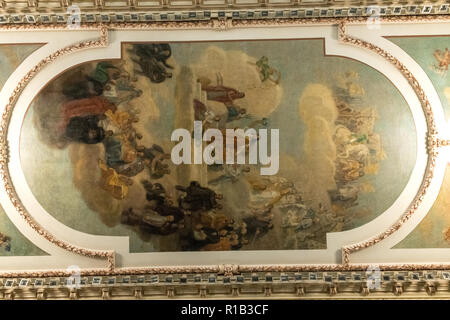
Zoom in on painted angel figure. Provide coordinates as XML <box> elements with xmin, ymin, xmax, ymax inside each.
<box><xmin>255</xmin><ymin>56</ymin><xmax>281</xmax><ymax>84</ymax></box>
<box><xmin>198</xmin><ymin>73</ymin><xmax>246</xmax><ymax>107</ymax></box>
<box><xmin>433</xmin><ymin>48</ymin><xmax>450</xmax><ymax>73</ymax></box>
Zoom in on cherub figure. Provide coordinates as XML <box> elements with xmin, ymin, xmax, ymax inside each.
<box><xmin>433</xmin><ymin>48</ymin><xmax>450</xmax><ymax>73</ymax></box>
<box><xmin>255</xmin><ymin>56</ymin><xmax>281</xmax><ymax>84</ymax></box>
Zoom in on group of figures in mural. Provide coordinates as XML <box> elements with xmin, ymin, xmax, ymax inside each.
<box><xmin>20</xmin><ymin>40</ymin><xmax>400</xmax><ymax>253</ymax></box>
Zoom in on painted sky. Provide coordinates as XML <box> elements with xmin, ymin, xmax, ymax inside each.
<box><xmin>0</xmin><ymin>44</ymin><xmax>42</xmax><ymax>91</ymax></box>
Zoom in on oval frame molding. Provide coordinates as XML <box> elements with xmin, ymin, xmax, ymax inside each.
<box><xmin>0</xmin><ymin>17</ymin><xmax>448</xmax><ymax>277</ymax></box>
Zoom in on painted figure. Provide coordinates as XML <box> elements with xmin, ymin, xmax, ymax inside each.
<box><xmin>0</xmin><ymin>232</ymin><xmax>11</xmax><ymax>252</ymax></box>
<box><xmin>255</xmin><ymin>56</ymin><xmax>281</xmax><ymax>84</ymax></box>
<box><xmin>131</xmin><ymin>43</ymin><xmax>173</xmax><ymax>83</ymax></box>
<box><xmin>433</xmin><ymin>48</ymin><xmax>449</xmax><ymax>71</ymax></box>
<box><xmin>177</xmin><ymin>181</ymin><xmax>223</xmax><ymax>212</ymax></box>
<box><xmin>198</xmin><ymin>73</ymin><xmax>245</xmax><ymax>107</ymax></box>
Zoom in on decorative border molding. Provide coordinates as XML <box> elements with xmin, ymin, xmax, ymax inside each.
<box><xmin>0</xmin><ymin>14</ymin><xmax>449</xmax><ymax>31</ymax></box>
<box><xmin>0</xmin><ymin>25</ymin><xmax>115</xmax><ymax>270</ymax></box>
<box><xmin>8</xmin><ymin>263</ymin><xmax>450</xmax><ymax>279</ymax></box>
<box><xmin>0</xmin><ymin>0</ymin><xmax>449</xmax><ymax>24</ymax></box>
<box><xmin>337</xmin><ymin>22</ymin><xmax>441</xmax><ymax>265</ymax></box>
<box><xmin>0</xmin><ymin>16</ymin><xmax>449</xmax><ymax>279</ymax></box>
<box><xmin>2</xmin><ymin>270</ymin><xmax>450</xmax><ymax>300</ymax></box>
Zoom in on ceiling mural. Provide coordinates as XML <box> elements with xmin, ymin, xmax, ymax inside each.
<box><xmin>388</xmin><ymin>35</ymin><xmax>450</xmax><ymax>249</ymax></box>
<box><xmin>396</xmin><ymin>163</ymin><xmax>450</xmax><ymax>249</ymax></box>
<box><xmin>0</xmin><ymin>205</ymin><xmax>47</xmax><ymax>256</ymax></box>
<box><xmin>0</xmin><ymin>17</ymin><xmax>450</xmax><ymax>299</ymax></box>
<box><xmin>0</xmin><ymin>44</ymin><xmax>47</xmax><ymax>258</ymax></box>
<box><xmin>19</xmin><ymin>39</ymin><xmax>416</xmax><ymax>252</ymax></box>
<box><xmin>389</xmin><ymin>36</ymin><xmax>450</xmax><ymax>120</ymax></box>
<box><xmin>0</xmin><ymin>44</ymin><xmax>43</xmax><ymax>91</ymax></box>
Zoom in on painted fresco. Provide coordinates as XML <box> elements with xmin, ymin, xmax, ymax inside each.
<box><xmin>0</xmin><ymin>44</ymin><xmax>43</xmax><ymax>90</ymax></box>
<box><xmin>0</xmin><ymin>206</ymin><xmax>47</xmax><ymax>256</ymax></box>
<box><xmin>390</xmin><ymin>36</ymin><xmax>450</xmax><ymax>119</ymax></box>
<box><xmin>20</xmin><ymin>39</ymin><xmax>416</xmax><ymax>252</ymax></box>
<box><xmin>396</xmin><ymin>164</ymin><xmax>450</xmax><ymax>248</ymax></box>
<box><xmin>389</xmin><ymin>36</ymin><xmax>450</xmax><ymax>249</ymax></box>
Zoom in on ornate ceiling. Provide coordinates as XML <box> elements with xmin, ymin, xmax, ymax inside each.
<box><xmin>0</xmin><ymin>0</ymin><xmax>448</xmax><ymax>23</ymax></box>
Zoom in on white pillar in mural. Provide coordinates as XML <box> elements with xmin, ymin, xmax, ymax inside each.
<box><xmin>192</xmin><ymin>75</ymin><xmax>208</xmax><ymax>186</ymax></box>
<box><xmin>174</xmin><ymin>67</ymin><xmax>208</xmax><ymax>187</ymax></box>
